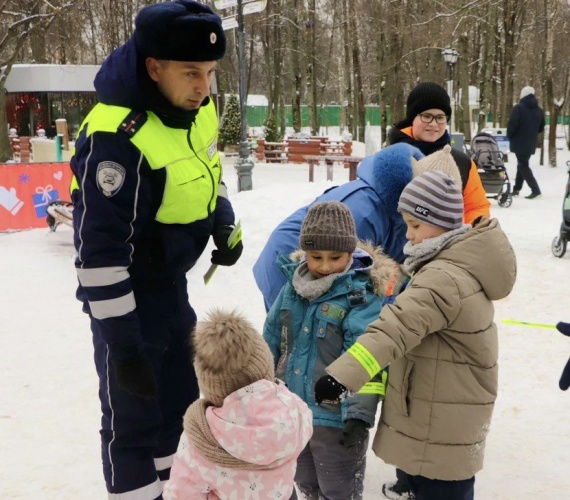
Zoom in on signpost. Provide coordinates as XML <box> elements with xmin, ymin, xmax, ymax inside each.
<box><xmin>215</xmin><ymin>0</ymin><xmax>267</xmax><ymax>192</ymax></box>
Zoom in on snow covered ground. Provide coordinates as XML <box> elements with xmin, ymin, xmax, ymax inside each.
<box><xmin>1</xmin><ymin>143</ymin><xmax>570</xmax><ymax>499</ymax></box>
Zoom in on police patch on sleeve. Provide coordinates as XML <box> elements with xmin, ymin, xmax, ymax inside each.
<box><xmin>96</xmin><ymin>161</ymin><xmax>126</xmax><ymax>197</ymax></box>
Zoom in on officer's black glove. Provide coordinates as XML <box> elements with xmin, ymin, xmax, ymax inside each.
<box><xmin>211</xmin><ymin>225</ymin><xmax>243</xmax><ymax>266</ymax></box>
<box><xmin>314</xmin><ymin>374</ymin><xmax>347</xmax><ymax>405</ymax></box>
<box><xmin>556</xmin><ymin>322</ymin><xmax>570</xmax><ymax>391</ymax></box>
<box><xmin>339</xmin><ymin>419</ymin><xmax>369</xmax><ymax>449</ymax></box>
<box><xmin>111</xmin><ymin>347</ymin><xmax>157</xmax><ymax>400</ymax></box>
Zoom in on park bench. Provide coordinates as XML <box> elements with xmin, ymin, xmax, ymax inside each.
<box><xmin>305</xmin><ymin>155</ymin><xmax>363</xmax><ymax>182</ymax></box>
<box><xmin>255</xmin><ymin>139</ymin><xmax>288</xmax><ymax>163</ymax></box>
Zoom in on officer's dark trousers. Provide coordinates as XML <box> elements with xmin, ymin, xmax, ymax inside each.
<box><xmin>513</xmin><ymin>153</ymin><xmax>541</xmax><ymax>194</ymax></box>
<box><xmin>91</xmin><ymin>278</ymin><xmax>199</xmax><ymax>499</ymax></box>
<box><xmin>405</xmin><ymin>472</ymin><xmax>475</xmax><ymax>500</ymax></box>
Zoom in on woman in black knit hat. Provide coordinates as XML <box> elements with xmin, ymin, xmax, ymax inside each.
<box><xmin>387</xmin><ymin>82</ymin><xmax>490</xmax><ymax>229</ymax></box>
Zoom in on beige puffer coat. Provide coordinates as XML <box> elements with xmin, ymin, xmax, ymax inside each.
<box><xmin>326</xmin><ymin>218</ymin><xmax>516</xmax><ymax>480</ymax></box>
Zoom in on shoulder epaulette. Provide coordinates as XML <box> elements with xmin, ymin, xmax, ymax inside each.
<box><xmin>118</xmin><ymin>110</ymin><xmax>148</xmax><ymax>138</ymax></box>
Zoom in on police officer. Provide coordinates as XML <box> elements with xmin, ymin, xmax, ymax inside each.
<box><xmin>70</xmin><ymin>2</ymin><xmax>242</xmax><ymax>498</ymax></box>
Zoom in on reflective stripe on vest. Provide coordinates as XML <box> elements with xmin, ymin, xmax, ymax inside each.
<box><xmin>72</xmin><ymin>101</ymin><xmax>221</xmax><ymax>224</ymax></box>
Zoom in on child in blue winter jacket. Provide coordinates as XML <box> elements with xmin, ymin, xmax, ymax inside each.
<box><xmin>263</xmin><ymin>201</ymin><xmax>407</xmax><ymax>499</ymax></box>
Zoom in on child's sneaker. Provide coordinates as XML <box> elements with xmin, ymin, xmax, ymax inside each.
<box><xmin>382</xmin><ymin>480</ymin><xmax>416</xmax><ymax>500</ymax></box>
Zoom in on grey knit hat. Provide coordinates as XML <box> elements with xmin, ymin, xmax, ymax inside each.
<box><xmin>406</xmin><ymin>82</ymin><xmax>452</xmax><ymax>123</ymax></box>
<box><xmin>192</xmin><ymin>309</ymin><xmax>274</xmax><ymax>407</ymax></box>
<box><xmin>412</xmin><ymin>145</ymin><xmax>462</xmax><ymax>189</ymax></box>
<box><xmin>300</xmin><ymin>201</ymin><xmax>357</xmax><ymax>253</ymax></box>
<box><xmin>398</xmin><ymin>170</ymin><xmax>464</xmax><ymax>230</ymax></box>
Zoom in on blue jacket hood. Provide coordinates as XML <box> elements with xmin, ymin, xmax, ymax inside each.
<box><xmin>357</xmin><ymin>143</ymin><xmax>424</xmax><ymax>216</ymax></box>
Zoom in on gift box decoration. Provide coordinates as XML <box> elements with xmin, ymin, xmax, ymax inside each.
<box><xmin>32</xmin><ymin>185</ymin><xmax>59</xmax><ymax>218</ymax></box>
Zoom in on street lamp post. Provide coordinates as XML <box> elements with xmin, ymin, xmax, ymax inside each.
<box><xmin>216</xmin><ymin>0</ymin><xmax>267</xmax><ymax>191</ymax></box>
<box><xmin>233</xmin><ymin>0</ymin><xmax>254</xmax><ymax>192</ymax></box>
<box><xmin>442</xmin><ymin>47</ymin><xmax>459</xmax><ymax>133</ymax></box>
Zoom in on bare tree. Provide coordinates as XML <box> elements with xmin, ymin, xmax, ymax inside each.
<box><xmin>305</xmin><ymin>0</ymin><xmax>318</xmax><ymax>135</ymax></box>
<box><xmin>543</xmin><ymin>0</ymin><xmax>560</xmax><ymax>167</ymax></box>
<box><xmin>3</xmin><ymin>0</ymin><xmax>570</xmax><ymax>155</ymax></box>
<box><xmin>0</xmin><ymin>0</ymin><xmax>77</xmax><ymax>161</ymax></box>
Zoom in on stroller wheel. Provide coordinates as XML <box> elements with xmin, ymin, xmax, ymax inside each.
<box><xmin>498</xmin><ymin>193</ymin><xmax>513</xmax><ymax>208</ymax></box>
<box><xmin>46</xmin><ymin>214</ymin><xmax>58</xmax><ymax>232</ymax></box>
<box><xmin>552</xmin><ymin>236</ymin><xmax>567</xmax><ymax>258</ymax></box>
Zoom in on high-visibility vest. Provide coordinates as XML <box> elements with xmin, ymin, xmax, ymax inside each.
<box><xmin>71</xmin><ymin>100</ymin><xmax>221</xmax><ymax>224</ymax></box>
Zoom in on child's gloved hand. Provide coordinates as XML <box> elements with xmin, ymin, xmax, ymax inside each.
<box><xmin>339</xmin><ymin>419</ymin><xmax>369</xmax><ymax>449</ymax></box>
<box><xmin>314</xmin><ymin>375</ymin><xmax>347</xmax><ymax>404</ymax></box>
<box><xmin>556</xmin><ymin>322</ymin><xmax>570</xmax><ymax>391</ymax></box>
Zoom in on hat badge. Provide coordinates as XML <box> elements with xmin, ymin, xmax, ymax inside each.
<box><xmin>210</xmin><ymin>32</ymin><xmax>217</xmax><ymax>44</ymax></box>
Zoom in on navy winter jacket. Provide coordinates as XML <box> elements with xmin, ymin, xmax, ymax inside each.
<box><xmin>71</xmin><ymin>37</ymin><xmax>234</xmax><ymax>349</ymax></box>
<box><xmin>507</xmin><ymin>94</ymin><xmax>545</xmax><ymax>157</ymax></box>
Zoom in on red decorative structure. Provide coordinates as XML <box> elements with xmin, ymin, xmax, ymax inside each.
<box><xmin>0</xmin><ymin>162</ymin><xmax>73</xmax><ymax>231</ymax></box>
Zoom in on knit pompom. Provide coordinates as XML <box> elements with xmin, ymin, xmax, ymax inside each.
<box><xmin>192</xmin><ymin>308</ymin><xmax>275</xmax><ymax>407</ymax></box>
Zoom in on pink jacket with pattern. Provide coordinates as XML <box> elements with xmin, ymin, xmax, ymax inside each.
<box><xmin>164</xmin><ymin>379</ymin><xmax>313</xmax><ymax>499</ymax></box>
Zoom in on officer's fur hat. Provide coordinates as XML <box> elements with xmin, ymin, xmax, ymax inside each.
<box><xmin>135</xmin><ymin>0</ymin><xmax>226</xmax><ymax>62</ymax></box>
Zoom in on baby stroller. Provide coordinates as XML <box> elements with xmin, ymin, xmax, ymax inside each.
<box><xmin>470</xmin><ymin>132</ymin><xmax>513</xmax><ymax>208</ymax></box>
<box><xmin>551</xmin><ymin>160</ymin><xmax>570</xmax><ymax>258</ymax></box>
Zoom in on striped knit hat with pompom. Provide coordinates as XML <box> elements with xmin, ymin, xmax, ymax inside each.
<box><xmin>398</xmin><ymin>170</ymin><xmax>463</xmax><ymax>230</ymax></box>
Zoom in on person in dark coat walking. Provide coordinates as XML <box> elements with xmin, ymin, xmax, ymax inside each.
<box><xmin>507</xmin><ymin>86</ymin><xmax>546</xmax><ymax>199</ymax></box>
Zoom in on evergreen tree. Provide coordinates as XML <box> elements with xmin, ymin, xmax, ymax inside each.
<box><xmin>219</xmin><ymin>94</ymin><xmax>241</xmax><ymax>149</ymax></box>
<box><xmin>263</xmin><ymin>111</ymin><xmax>281</xmax><ymax>142</ymax></box>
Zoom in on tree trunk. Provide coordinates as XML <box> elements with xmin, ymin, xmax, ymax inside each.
<box><xmin>306</xmin><ymin>0</ymin><xmax>319</xmax><ymax>136</ymax></box>
<box><xmin>459</xmin><ymin>34</ymin><xmax>471</xmax><ymax>141</ymax></box>
<box><xmin>290</xmin><ymin>0</ymin><xmax>302</xmax><ymax>133</ymax></box>
<box><xmin>86</xmin><ymin>0</ymin><xmax>99</xmax><ymax>64</ymax></box>
<box><xmin>340</xmin><ymin>0</ymin><xmax>354</xmax><ymax>136</ymax></box>
<box><xmin>565</xmin><ymin>68</ymin><xmax>570</xmax><ymax>151</ymax></box>
<box><xmin>348</xmin><ymin>0</ymin><xmax>364</xmax><ymax>141</ymax></box>
<box><xmin>500</xmin><ymin>0</ymin><xmax>527</xmax><ymax>126</ymax></box>
<box><xmin>544</xmin><ymin>0</ymin><xmax>559</xmax><ymax>167</ymax></box>
<box><xmin>477</xmin><ymin>12</ymin><xmax>493</xmax><ymax>133</ymax></box>
<box><xmin>0</xmin><ymin>88</ymin><xmax>11</xmax><ymax>162</ymax></box>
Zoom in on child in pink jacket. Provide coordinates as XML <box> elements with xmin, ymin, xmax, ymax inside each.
<box><xmin>164</xmin><ymin>309</ymin><xmax>313</xmax><ymax>499</ymax></box>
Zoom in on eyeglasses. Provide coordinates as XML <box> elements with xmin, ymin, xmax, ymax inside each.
<box><xmin>417</xmin><ymin>113</ymin><xmax>448</xmax><ymax>124</ymax></box>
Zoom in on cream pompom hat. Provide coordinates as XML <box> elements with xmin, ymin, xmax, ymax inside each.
<box><xmin>192</xmin><ymin>309</ymin><xmax>274</xmax><ymax>407</ymax></box>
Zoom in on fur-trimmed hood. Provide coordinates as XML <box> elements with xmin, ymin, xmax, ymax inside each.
<box><xmin>285</xmin><ymin>241</ymin><xmax>408</xmax><ymax>298</ymax></box>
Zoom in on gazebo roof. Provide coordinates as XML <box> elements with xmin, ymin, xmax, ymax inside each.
<box><xmin>5</xmin><ymin>64</ymin><xmax>100</xmax><ymax>93</ymax></box>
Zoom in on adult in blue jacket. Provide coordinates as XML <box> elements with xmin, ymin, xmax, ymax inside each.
<box><xmin>253</xmin><ymin>143</ymin><xmax>423</xmax><ymax>311</ymax></box>
<box><xmin>70</xmin><ymin>2</ymin><xmax>242</xmax><ymax>498</ymax></box>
